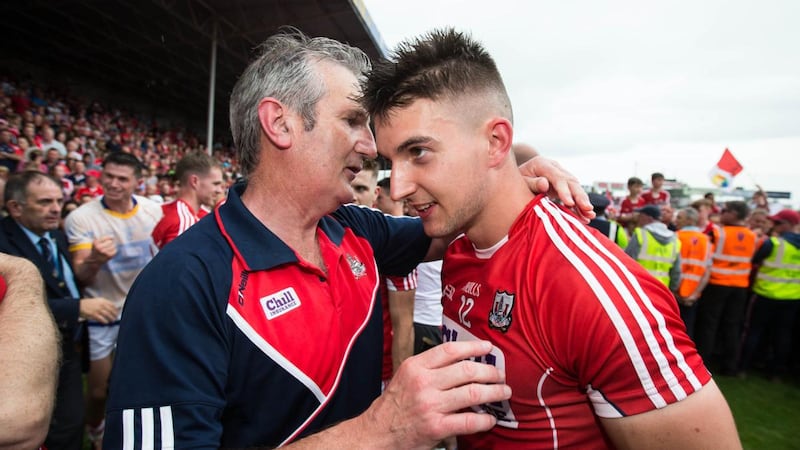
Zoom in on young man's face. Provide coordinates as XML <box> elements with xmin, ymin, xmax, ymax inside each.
<box><xmin>196</xmin><ymin>167</ymin><xmax>225</xmax><ymax>208</ymax></box>
<box><xmin>349</xmin><ymin>169</ymin><xmax>378</xmax><ymax>207</ymax></box>
<box><xmin>651</xmin><ymin>176</ymin><xmax>664</xmax><ymax>190</ymax></box>
<box><xmin>101</xmin><ymin>162</ymin><xmax>140</xmax><ymax>203</ymax></box>
<box><xmin>629</xmin><ymin>183</ymin><xmax>643</xmax><ymax>196</ymax></box>
<box><xmin>374</xmin><ymin>97</ymin><xmax>490</xmax><ymax>238</ymax></box>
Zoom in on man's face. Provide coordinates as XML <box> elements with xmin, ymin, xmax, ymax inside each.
<box><xmin>629</xmin><ymin>183</ymin><xmax>643</xmax><ymax>196</ymax></box>
<box><xmin>349</xmin><ymin>169</ymin><xmax>378</xmax><ymax>207</ymax></box>
<box><xmin>674</xmin><ymin>211</ymin><xmax>688</xmax><ymax>229</ymax></box>
<box><xmin>375</xmin><ymin>186</ymin><xmax>400</xmax><ymax>215</ymax></box>
<box><xmin>101</xmin><ymin>162</ymin><xmax>140</xmax><ymax>203</ymax></box>
<box><xmin>652</xmin><ymin>177</ymin><xmax>664</xmax><ymax>190</ymax></box>
<box><xmin>196</xmin><ymin>167</ymin><xmax>225</xmax><ymax>208</ymax></box>
<box><xmin>292</xmin><ymin>61</ymin><xmax>377</xmax><ymax>208</ymax></box>
<box><xmin>375</xmin><ymin>97</ymin><xmax>489</xmax><ymax>238</ymax></box>
<box><xmin>9</xmin><ymin>178</ymin><xmax>64</xmax><ymax>234</ymax></box>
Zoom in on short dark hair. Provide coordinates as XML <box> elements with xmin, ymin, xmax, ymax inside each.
<box><xmin>377</xmin><ymin>177</ymin><xmax>391</xmax><ymax>190</ymax></box>
<box><xmin>651</xmin><ymin>172</ymin><xmax>665</xmax><ymax>181</ymax></box>
<box><xmin>361</xmin><ymin>158</ymin><xmax>379</xmax><ymax>180</ymax></box>
<box><xmin>627</xmin><ymin>177</ymin><xmax>643</xmax><ymax>188</ymax></box>
<box><xmin>174</xmin><ymin>152</ymin><xmax>218</xmax><ymax>185</ymax></box>
<box><xmin>4</xmin><ymin>171</ymin><xmax>60</xmax><ymax>205</ymax></box>
<box><xmin>724</xmin><ymin>200</ymin><xmax>749</xmax><ymax>221</ymax></box>
<box><xmin>103</xmin><ymin>152</ymin><xmax>143</xmax><ymax>178</ymax></box>
<box><xmin>362</xmin><ymin>28</ymin><xmax>512</xmax><ymax>123</ymax></box>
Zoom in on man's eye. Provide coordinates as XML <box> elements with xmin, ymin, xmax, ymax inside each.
<box><xmin>409</xmin><ymin>147</ymin><xmax>428</xmax><ymax>158</ymax></box>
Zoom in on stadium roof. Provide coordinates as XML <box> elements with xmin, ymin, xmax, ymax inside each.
<box><xmin>4</xmin><ymin>0</ymin><xmax>387</xmax><ymax>141</ymax></box>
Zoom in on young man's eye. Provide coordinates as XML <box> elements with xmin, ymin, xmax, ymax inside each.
<box><xmin>409</xmin><ymin>147</ymin><xmax>428</xmax><ymax>159</ymax></box>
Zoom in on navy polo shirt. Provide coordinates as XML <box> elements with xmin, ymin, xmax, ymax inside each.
<box><xmin>105</xmin><ymin>183</ymin><xmax>429</xmax><ymax>448</ymax></box>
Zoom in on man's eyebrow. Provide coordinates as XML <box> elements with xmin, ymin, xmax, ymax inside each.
<box><xmin>395</xmin><ymin>136</ymin><xmax>432</xmax><ymax>154</ymax></box>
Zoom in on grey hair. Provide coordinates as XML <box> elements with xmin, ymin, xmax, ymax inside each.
<box><xmin>229</xmin><ymin>28</ymin><xmax>372</xmax><ymax>177</ymax></box>
<box><xmin>679</xmin><ymin>207</ymin><xmax>699</xmax><ymax>226</ymax></box>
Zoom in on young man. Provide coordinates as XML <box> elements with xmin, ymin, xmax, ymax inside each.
<box><xmin>617</xmin><ymin>176</ymin><xmax>645</xmax><ymax>231</ymax></box>
<box><xmin>64</xmin><ymin>152</ymin><xmax>162</xmax><ymax>447</ymax></box>
<box><xmin>151</xmin><ymin>152</ymin><xmax>224</xmax><ymax>248</ymax></box>
<box><xmin>364</xmin><ymin>29</ymin><xmax>740</xmax><ymax>449</ymax></box>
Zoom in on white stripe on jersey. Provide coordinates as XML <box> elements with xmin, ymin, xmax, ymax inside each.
<box><xmin>533</xmin><ymin>202</ymin><xmax>667</xmax><ymax>409</ymax></box>
<box><xmin>542</xmin><ymin>200</ymin><xmax>702</xmax><ymax>395</ymax></box>
<box><xmin>537</xmin><ymin>367</ymin><xmax>559</xmax><ymax>449</ymax></box>
<box><xmin>141</xmin><ymin>408</ymin><xmax>154</xmax><ymax>450</ymax></box>
<box><xmin>226</xmin><ymin>305</ymin><xmax>326</xmax><ymax>403</ymax></box>
<box><xmin>176</xmin><ymin>201</ymin><xmax>196</xmax><ymax>234</ymax></box>
<box><xmin>120</xmin><ymin>407</ymin><xmax>175</xmax><ymax>449</ymax></box>
<box><xmin>122</xmin><ymin>409</ymin><xmax>134</xmax><ymax>450</ymax></box>
<box><xmin>159</xmin><ymin>406</ymin><xmax>174</xmax><ymax>449</ymax></box>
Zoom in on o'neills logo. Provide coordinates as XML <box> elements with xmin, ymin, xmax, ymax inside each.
<box><xmin>260</xmin><ymin>287</ymin><xmax>301</xmax><ymax>320</ymax></box>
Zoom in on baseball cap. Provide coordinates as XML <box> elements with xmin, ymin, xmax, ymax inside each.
<box><xmin>588</xmin><ymin>193</ymin><xmax>610</xmax><ymax>210</ymax></box>
<box><xmin>767</xmin><ymin>209</ymin><xmax>800</xmax><ymax>226</ymax></box>
<box><xmin>635</xmin><ymin>204</ymin><xmax>662</xmax><ymax>220</ymax></box>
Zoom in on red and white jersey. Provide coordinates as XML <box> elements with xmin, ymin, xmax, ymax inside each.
<box><xmin>151</xmin><ymin>198</ymin><xmax>208</xmax><ymax>249</ymax></box>
<box><xmin>642</xmin><ymin>189</ymin><xmax>670</xmax><ymax>206</ymax></box>
<box><xmin>442</xmin><ymin>195</ymin><xmax>710</xmax><ymax>449</ymax></box>
<box><xmin>619</xmin><ymin>196</ymin><xmax>646</xmax><ymax>216</ymax></box>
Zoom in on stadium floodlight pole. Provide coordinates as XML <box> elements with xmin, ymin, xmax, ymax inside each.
<box><xmin>206</xmin><ymin>21</ymin><xmax>218</xmax><ymax>156</ymax></box>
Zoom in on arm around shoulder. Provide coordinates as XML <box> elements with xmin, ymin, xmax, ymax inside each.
<box><xmin>600</xmin><ymin>379</ymin><xmax>741</xmax><ymax>450</ymax></box>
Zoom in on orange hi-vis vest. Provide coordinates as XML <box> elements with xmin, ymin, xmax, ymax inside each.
<box><xmin>709</xmin><ymin>225</ymin><xmax>757</xmax><ymax>288</ymax></box>
<box><xmin>676</xmin><ymin>229</ymin><xmax>712</xmax><ymax>297</ymax></box>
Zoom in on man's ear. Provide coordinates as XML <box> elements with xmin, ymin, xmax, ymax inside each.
<box><xmin>5</xmin><ymin>199</ymin><xmax>22</xmax><ymax>219</ymax></box>
<box><xmin>257</xmin><ymin>98</ymin><xmax>292</xmax><ymax>150</ymax></box>
<box><xmin>487</xmin><ymin>118</ymin><xmax>513</xmax><ymax>168</ymax></box>
<box><xmin>188</xmin><ymin>173</ymin><xmax>200</xmax><ymax>190</ymax></box>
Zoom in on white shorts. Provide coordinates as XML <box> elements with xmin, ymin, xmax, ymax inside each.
<box><xmin>88</xmin><ymin>323</ymin><xmax>120</xmax><ymax>361</ymax></box>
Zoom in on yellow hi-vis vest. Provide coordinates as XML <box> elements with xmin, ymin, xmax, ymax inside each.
<box><xmin>753</xmin><ymin>237</ymin><xmax>800</xmax><ymax>300</ymax></box>
<box><xmin>634</xmin><ymin>228</ymin><xmax>681</xmax><ymax>286</ymax></box>
<box><xmin>676</xmin><ymin>229</ymin><xmax>712</xmax><ymax>298</ymax></box>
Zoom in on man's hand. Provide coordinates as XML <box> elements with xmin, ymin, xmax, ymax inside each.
<box><xmin>90</xmin><ymin>236</ymin><xmax>117</xmax><ymax>264</ymax></box>
<box><xmin>519</xmin><ymin>156</ymin><xmax>594</xmax><ymax>222</ymax></box>
<box><xmin>79</xmin><ymin>297</ymin><xmax>119</xmax><ymax>324</ymax></box>
<box><xmin>367</xmin><ymin>340</ymin><xmax>511</xmax><ymax>449</ymax></box>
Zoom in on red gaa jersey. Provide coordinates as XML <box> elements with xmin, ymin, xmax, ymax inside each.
<box><xmin>441</xmin><ymin>195</ymin><xmax>710</xmax><ymax>449</ymax></box>
<box><xmin>642</xmin><ymin>189</ymin><xmax>670</xmax><ymax>206</ymax></box>
<box><xmin>619</xmin><ymin>196</ymin><xmax>646</xmax><ymax>216</ymax></box>
<box><xmin>151</xmin><ymin>198</ymin><xmax>208</xmax><ymax>248</ymax></box>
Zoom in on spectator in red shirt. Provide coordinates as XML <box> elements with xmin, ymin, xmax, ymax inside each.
<box><xmin>74</xmin><ymin>170</ymin><xmax>103</xmax><ymax>201</ymax></box>
<box><xmin>642</xmin><ymin>172</ymin><xmax>671</xmax><ymax>206</ymax></box>
<box><xmin>618</xmin><ymin>176</ymin><xmax>646</xmax><ymax>229</ymax></box>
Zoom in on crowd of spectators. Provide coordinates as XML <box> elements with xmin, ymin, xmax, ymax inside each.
<box><xmin>590</xmin><ymin>172</ymin><xmax>800</xmax><ymax>382</ymax></box>
<box><xmin>0</xmin><ymin>75</ymin><xmax>240</xmax><ymax>208</ymax></box>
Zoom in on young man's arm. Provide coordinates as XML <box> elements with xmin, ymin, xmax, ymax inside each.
<box><xmin>600</xmin><ymin>379</ymin><xmax>741</xmax><ymax>449</ymax></box>
<box><xmin>0</xmin><ymin>254</ymin><xmax>60</xmax><ymax>450</ymax></box>
<box><xmin>70</xmin><ymin>236</ymin><xmax>116</xmax><ymax>284</ymax></box>
<box><xmin>389</xmin><ymin>288</ymin><xmax>416</xmax><ymax>374</ymax></box>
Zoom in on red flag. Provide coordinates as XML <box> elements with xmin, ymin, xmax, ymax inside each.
<box><xmin>717</xmin><ymin>148</ymin><xmax>743</xmax><ymax>176</ymax></box>
<box><xmin>709</xmin><ymin>148</ymin><xmax>743</xmax><ymax>189</ymax></box>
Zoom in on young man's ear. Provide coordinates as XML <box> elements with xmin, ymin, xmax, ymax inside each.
<box><xmin>257</xmin><ymin>98</ymin><xmax>292</xmax><ymax>150</ymax></box>
<box><xmin>487</xmin><ymin>118</ymin><xmax>513</xmax><ymax>167</ymax></box>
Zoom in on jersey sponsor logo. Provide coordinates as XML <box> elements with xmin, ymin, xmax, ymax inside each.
<box><xmin>260</xmin><ymin>287</ymin><xmax>301</xmax><ymax>320</ymax></box>
<box><xmin>461</xmin><ymin>281</ymin><xmax>481</xmax><ymax>297</ymax></box>
<box><xmin>237</xmin><ymin>270</ymin><xmax>248</xmax><ymax>306</ymax></box>
<box><xmin>346</xmin><ymin>254</ymin><xmax>366</xmax><ymax>279</ymax></box>
<box><xmin>443</xmin><ymin>284</ymin><xmax>456</xmax><ymax>301</ymax></box>
<box><xmin>488</xmin><ymin>290</ymin><xmax>515</xmax><ymax>333</ymax></box>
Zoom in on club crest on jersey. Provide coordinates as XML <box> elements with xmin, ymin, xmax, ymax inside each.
<box><xmin>488</xmin><ymin>290</ymin><xmax>515</xmax><ymax>333</ymax></box>
<box><xmin>260</xmin><ymin>287</ymin><xmax>301</xmax><ymax>320</ymax></box>
<box><xmin>346</xmin><ymin>254</ymin><xmax>366</xmax><ymax>279</ymax></box>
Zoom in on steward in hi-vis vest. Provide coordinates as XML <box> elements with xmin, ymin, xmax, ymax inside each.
<box><xmin>695</xmin><ymin>201</ymin><xmax>757</xmax><ymax>376</ymax></box>
<box><xmin>673</xmin><ymin>207</ymin><xmax>713</xmax><ymax>338</ymax></box>
<box><xmin>625</xmin><ymin>204</ymin><xmax>681</xmax><ymax>292</ymax></box>
<box><xmin>740</xmin><ymin>209</ymin><xmax>800</xmax><ymax>378</ymax></box>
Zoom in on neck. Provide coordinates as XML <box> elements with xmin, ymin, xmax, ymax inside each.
<box><xmin>104</xmin><ymin>196</ymin><xmax>134</xmax><ymax>214</ymax></box>
<box><xmin>178</xmin><ymin>190</ymin><xmax>200</xmax><ymax>214</ymax></box>
<box><xmin>241</xmin><ymin>173</ymin><xmax>331</xmax><ymax>268</ymax></box>
<box><xmin>466</xmin><ymin>170</ymin><xmax>534</xmax><ymax>249</ymax></box>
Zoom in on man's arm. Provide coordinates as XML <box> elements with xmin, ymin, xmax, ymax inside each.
<box><xmin>283</xmin><ymin>341</ymin><xmax>511</xmax><ymax>449</ymax></box>
<box><xmin>600</xmin><ymin>379</ymin><xmax>741</xmax><ymax>449</ymax></box>
<box><xmin>71</xmin><ymin>236</ymin><xmax>116</xmax><ymax>285</ymax></box>
<box><xmin>0</xmin><ymin>254</ymin><xmax>60</xmax><ymax>450</ymax></box>
<box><xmin>668</xmin><ymin>254</ymin><xmax>682</xmax><ymax>294</ymax></box>
<box><xmin>388</xmin><ymin>288</ymin><xmax>416</xmax><ymax>374</ymax></box>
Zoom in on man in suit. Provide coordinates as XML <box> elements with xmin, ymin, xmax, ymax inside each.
<box><xmin>0</xmin><ymin>171</ymin><xmax>117</xmax><ymax>450</ymax></box>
